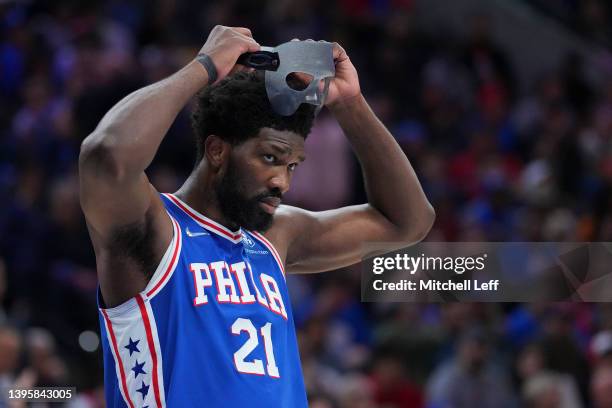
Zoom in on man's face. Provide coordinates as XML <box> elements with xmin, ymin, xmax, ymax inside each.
<box><xmin>215</xmin><ymin>128</ymin><xmax>305</xmax><ymax>232</ymax></box>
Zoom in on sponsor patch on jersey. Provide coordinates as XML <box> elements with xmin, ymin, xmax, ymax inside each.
<box><xmin>241</xmin><ymin>232</ymin><xmax>256</xmax><ymax>248</ymax></box>
<box><xmin>245</xmin><ymin>248</ymin><xmax>269</xmax><ymax>255</ymax></box>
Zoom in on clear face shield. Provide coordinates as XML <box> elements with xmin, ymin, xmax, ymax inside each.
<box><xmin>237</xmin><ymin>40</ymin><xmax>335</xmax><ymax>116</ymax></box>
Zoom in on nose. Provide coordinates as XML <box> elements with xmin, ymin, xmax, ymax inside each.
<box><xmin>268</xmin><ymin>170</ymin><xmax>290</xmax><ymax>195</ymax></box>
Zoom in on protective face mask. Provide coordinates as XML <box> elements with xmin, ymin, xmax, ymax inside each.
<box><xmin>237</xmin><ymin>40</ymin><xmax>335</xmax><ymax>116</ymax></box>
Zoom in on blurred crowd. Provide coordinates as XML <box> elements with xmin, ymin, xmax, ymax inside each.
<box><xmin>2</xmin><ymin>0</ymin><xmax>612</xmax><ymax>407</ymax></box>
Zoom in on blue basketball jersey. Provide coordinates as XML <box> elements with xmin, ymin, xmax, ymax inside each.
<box><xmin>98</xmin><ymin>193</ymin><xmax>308</xmax><ymax>407</ymax></box>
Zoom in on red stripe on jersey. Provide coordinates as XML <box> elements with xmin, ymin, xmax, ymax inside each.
<box><xmin>136</xmin><ymin>295</ymin><xmax>163</xmax><ymax>408</ymax></box>
<box><xmin>251</xmin><ymin>231</ymin><xmax>285</xmax><ymax>276</ymax></box>
<box><xmin>101</xmin><ymin>310</ymin><xmax>135</xmax><ymax>408</ymax></box>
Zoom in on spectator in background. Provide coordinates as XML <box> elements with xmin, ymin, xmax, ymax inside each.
<box><xmin>369</xmin><ymin>352</ymin><xmax>424</xmax><ymax>408</ymax></box>
<box><xmin>538</xmin><ymin>307</ymin><xmax>590</xmax><ymax>401</ymax></box>
<box><xmin>0</xmin><ymin>326</ymin><xmax>21</xmax><ymax>400</ymax></box>
<box><xmin>25</xmin><ymin>327</ymin><xmax>68</xmax><ymax>388</ymax></box>
<box><xmin>336</xmin><ymin>374</ymin><xmax>377</xmax><ymax>408</ymax></box>
<box><xmin>591</xmin><ymin>363</ymin><xmax>612</xmax><ymax>408</ymax></box>
<box><xmin>0</xmin><ymin>326</ymin><xmax>37</xmax><ymax>408</ymax></box>
<box><xmin>517</xmin><ymin>343</ymin><xmax>583</xmax><ymax>408</ymax></box>
<box><xmin>426</xmin><ymin>326</ymin><xmax>517</xmax><ymax>408</ymax></box>
<box><xmin>299</xmin><ymin>317</ymin><xmax>345</xmax><ymax>400</ymax></box>
<box><xmin>461</xmin><ymin>13</ymin><xmax>515</xmax><ymax>102</ymax></box>
<box><xmin>522</xmin><ymin>371</ymin><xmax>582</xmax><ymax>408</ymax></box>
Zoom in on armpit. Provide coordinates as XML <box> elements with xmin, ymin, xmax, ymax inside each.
<box><xmin>107</xmin><ymin>211</ymin><xmax>158</xmax><ymax>280</ymax></box>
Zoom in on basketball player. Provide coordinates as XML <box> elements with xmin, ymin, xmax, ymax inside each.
<box><xmin>79</xmin><ymin>26</ymin><xmax>434</xmax><ymax>407</ymax></box>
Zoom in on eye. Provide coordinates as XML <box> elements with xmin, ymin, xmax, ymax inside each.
<box><xmin>288</xmin><ymin>163</ymin><xmax>298</xmax><ymax>172</ymax></box>
<box><xmin>263</xmin><ymin>154</ymin><xmax>276</xmax><ymax>163</ymax></box>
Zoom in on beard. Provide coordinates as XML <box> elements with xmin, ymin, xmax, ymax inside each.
<box><xmin>215</xmin><ymin>157</ymin><xmax>281</xmax><ymax>232</ymax></box>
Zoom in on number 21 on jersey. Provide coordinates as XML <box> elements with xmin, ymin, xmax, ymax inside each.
<box><xmin>232</xmin><ymin>318</ymin><xmax>280</xmax><ymax>378</ymax></box>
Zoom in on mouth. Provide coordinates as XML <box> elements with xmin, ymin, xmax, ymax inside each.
<box><xmin>258</xmin><ymin>196</ymin><xmax>281</xmax><ymax>214</ymax></box>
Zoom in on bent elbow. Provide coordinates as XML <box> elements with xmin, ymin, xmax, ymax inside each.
<box><xmin>79</xmin><ymin>134</ymin><xmax>127</xmax><ymax>182</ymax></box>
<box><xmin>419</xmin><ymin>203</ymin><xmax>436</xmax><ymax>240</ymax></box>
<box><xmin>80</xmin><ymin>136</ymin><xmax>112</xmax><ymax>171</ymax></box>
<box><xmin>399</xmin><ymin>203</ymin><xmax>436</xmax><ymax>244</ymax></box>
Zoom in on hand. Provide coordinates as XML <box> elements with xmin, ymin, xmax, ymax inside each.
<box><xmin>290</xmin><ymin>39</ymin><xmax>361</xmax><ymax>108</ymax></box>
<box><xmin>198</xmin><ymin>25</ymin><xmax>260</xmax><ymax>84</ymax></box>
<box><xmin>325</xmin><ymin>41</ymin><xmax>361</xmax><ymax>107</ymax></box>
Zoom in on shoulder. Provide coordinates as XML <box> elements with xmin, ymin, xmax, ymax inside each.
<box><xmin>270</xmin><ymin>204</ymin><xmax>316</xmax><ymax>233</ymax></box>
<box><xmin>260</xmin><ymin>205</ymin><xmax>311</xmax><ymax>262</ymax></box>
<box><xmin>272</xmin><ymin>204</ymin><xmax>311</xmax><ymax>224</ymax></box>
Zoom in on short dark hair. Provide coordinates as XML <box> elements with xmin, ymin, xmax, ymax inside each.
<box><xmin>191</xmin><ymin>71</ymin><xmax>316</xmax><ymax>163</ymax></box>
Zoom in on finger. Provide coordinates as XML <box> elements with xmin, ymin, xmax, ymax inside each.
<box><xmin>244</xmin><ymin>39</ymin><xmax>260</xmax><ymax>52</ymax></box>
<box><xmin>332</xmin><ymin>42</ymin><xmax>346</xmax><ymax>60</ymax></box>
<box><xmin>236</xmin><ymin>34</ymin><xmax>260</xmax><ymax>52</ymax></box>
<box><xmin>232</xmin><ymin>27</ymin><xmax>253</xmax><ymax>38</ymax></box>
<box><xmin>306</xmin><ymin>38</ymin><xmax>315</xmax><ymax>42</ymax></box>
<box><xmin>291</xmin><ymin>38</ymin><xmax>300</xmax><ymax>42</ymax></box>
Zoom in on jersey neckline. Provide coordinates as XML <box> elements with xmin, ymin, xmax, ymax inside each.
<box><xmin>163</xmin><ymin>193</ymin><xmax>243</xmax><ymax>244</ymax></box>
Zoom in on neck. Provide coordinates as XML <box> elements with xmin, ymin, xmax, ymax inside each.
<box><xmin>174</xmin><ymin>165</ymin><xmax>240</xmax><ymax>232</ymax></box>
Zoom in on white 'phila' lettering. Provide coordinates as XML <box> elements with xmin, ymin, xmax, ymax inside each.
<box><xmin>260</xmin><ymin>274</ymin><xmax>287</xmax><ymax>319</ymax></box>
<box><xmin>210</xmin><ymin>261</ymin><xmax>240</xmax><ymax>304</ymax></box>
<box><xmin>190</xmin><ymin>261</ymin><xmax>287</xmax><ymax>319</ymax></box>
<box><xmin>230</xmin><ymin>262</ymin><xmax>256</xmax><ymax>304</ymax></box>
<box><xmin>190</xmin><ymin>263</ymin><xmax>212</xmax><ymax>306</ymax></box>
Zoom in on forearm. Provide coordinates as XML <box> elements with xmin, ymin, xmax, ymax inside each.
<box><xmin>330</xmin><ymin>94</ymin><xmax>434</xmax><ymax>238</ymax></box>
<box><xmin>83</xmin><ymin>60</ymin><xmax>208</xmax><ymax>172</ymax></box>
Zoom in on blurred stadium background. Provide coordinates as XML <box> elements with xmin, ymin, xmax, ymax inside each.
<box><xmin>2</xmin><ymin>0</ymin><xmax>612</xmax><ymax>407</ymax></box>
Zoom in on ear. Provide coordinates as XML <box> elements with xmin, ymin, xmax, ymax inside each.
<box><xmin>204</xmin><ymin>135</ymin><xmax>231</xmax><ymax>170</ymax></box>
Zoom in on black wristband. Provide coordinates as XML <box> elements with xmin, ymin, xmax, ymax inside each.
<box><xmin>196</xmin><ymin>53</ymin><xmax>218</xmax><ymax>85</ymax></box>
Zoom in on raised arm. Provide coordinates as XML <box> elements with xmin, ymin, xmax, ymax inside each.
<box><xmin>79</xmin><ymin>26</ymin><xmax>260</xmax><ymax>305</ymax></box>
<box><xmin>273</xmin><ymin>42</ymin><xmax>435</xmax><ymax>273</ymax></box>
